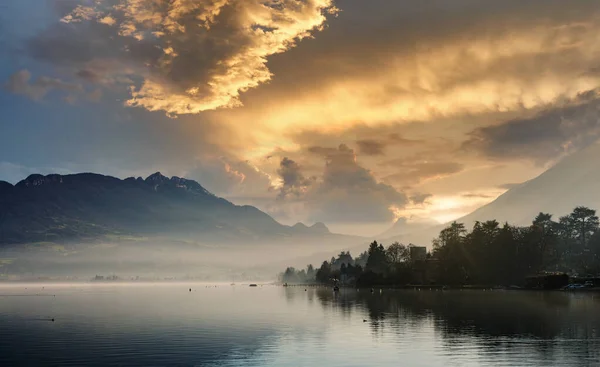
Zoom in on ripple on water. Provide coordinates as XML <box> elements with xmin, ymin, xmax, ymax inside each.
<box><xmin>0</xmin><ymin>286</ymin><xmax>599</xmax><ymax>366</ymax></box>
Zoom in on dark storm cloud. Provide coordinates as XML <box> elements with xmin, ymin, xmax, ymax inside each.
<box><xmin>277</xmin><ymin>157</ymin><xmax>313</xmax><ymax>199</ymax></box>
<box><xmin>463</xmin><ymin>90</ymin><xmax>600</xmax><ymax>164</ymax></box>
<box><xmin>304</xmin><ymin>144</ymin><xmax>409</xmax><ymax>223</ymax></box>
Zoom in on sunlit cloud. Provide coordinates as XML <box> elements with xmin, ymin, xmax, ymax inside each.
<box><xmin>227</xmin><ymin>17</ymin><xmax>600</xmax><ymax>138</ymax></box>
<box><xmin>393</xmin><ymin>191</ymin><xmax>505</xmax><ymax>224</ymax></box>
<box><xmin>55</xmin><ymin>0</ymin><xmax>338</xmax><ymax>115</ymax></box>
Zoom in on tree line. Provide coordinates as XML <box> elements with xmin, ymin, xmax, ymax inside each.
<box><xmin>279</xmin><ymin>206</ymin><xmax>600</xmax><ymax>286</ymax></box>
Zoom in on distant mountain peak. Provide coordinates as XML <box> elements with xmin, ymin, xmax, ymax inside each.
<box><xmin>170</xmin><ymin>176</ymin><xmax>212</xmax><ymax>196</ymax></box>
<box><xmin>145</xmin><ymin>172</ymin><xmax>170</xmax><ymax>183</ymax></box>
<box><xmin>310</xmin><ymin>222</ymin><xmax>330</xmax><ymax>234</ymax></box>
<box><xmin>289</xmin><ymin>222</ymin><xmax>330</xmax><ymax>234</ymax></box>
<box><xmin>16</xmin><ymin>173</ymin><xmax>63</xmax><ymax>188</ymax></box>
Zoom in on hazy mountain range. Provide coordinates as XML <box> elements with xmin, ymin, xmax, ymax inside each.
<box><xmin>0</xmin><ymin>172</ymin><xmax>346</xmax><ymax>246</ymax></box>
<box><xmin>0</xmin><ymin>172</ymin><xmax>368</xmax><ymax>278</ymax></box>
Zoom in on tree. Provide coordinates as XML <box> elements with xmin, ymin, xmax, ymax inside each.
<box><xmin>306</xmin><ymin>264</ymin><xmax>315</xmax><ymax>280</ymax></box>
<box><xmin>282</xmin><ymin>267</ymin><xmax>299</xmax><ymax>283</ymax></box>
<box><xmin>331</xmin><ymin>251</ymin><xmax>354</xmax><ymax>270</ymax></box>
<box><xmin>570</xmin><ymin>206</ymin><xmax>599</xmax><ymax>248</ymax></box>
<box><xmin>355</xmin><ymin>251</ymin><xmax>369</xmax><ymax>267</ymax></box>
<box><xmin>386</xmin><ymin>242</ymin><xmax>409</xmax><ymax>264</ymax></box>
<box><xmin>315</xmin><ymin>261</ymin><xmax>331</xmax><ymax>283</ymax></box>
<box><xmin>527</xmin><ymin>212</ymin><xmax>559</xmax><ymax>271</ymax></box>
<box><xmin>560</xmin><ymin>206</ymin><xmax>599</xmax><ymax>273</ymax></box>
<box><xmin>284</xmin><ymin>206</ymin><xmax>600</xmax><ymax>287</ymax></box>
<box><xmin>434</xmin><ymin>221</ymin><xmax>466</xmax><ymax>250</ymax></box>
<box><xmin>433</xmin><ymin>222</ymin><xmax>468</xmax><ymax>285</ymax></box>
<box><xmin>366</xmin><ymin>241</ymin><xmax>388</xmax><ymax>274</ymax></box>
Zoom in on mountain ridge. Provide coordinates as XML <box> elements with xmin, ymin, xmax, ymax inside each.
<box><xmin>0</xmin><ymin>171</ymin><xmax>334</xmax><ymax>245</ymax></box>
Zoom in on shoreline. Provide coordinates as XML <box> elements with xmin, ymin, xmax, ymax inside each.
<box><xmin>280</xmin><ymin>283</ymin><xmax>600</xmax><ymax>292</ymax></box>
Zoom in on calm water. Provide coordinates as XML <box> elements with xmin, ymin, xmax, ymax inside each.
<box><xmin>0</xmin><ymin>284</ymin><xmax>599</xmax><ymax>366</ymax></box>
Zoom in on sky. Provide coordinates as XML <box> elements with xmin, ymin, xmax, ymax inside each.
<box><xmin>2</xmin><ymin>0</ymin><xmax>600</xmax><ymax>236</ymax></box>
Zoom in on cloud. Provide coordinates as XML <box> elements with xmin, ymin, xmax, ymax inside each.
<box><xmin>276</xmin><ymin>157</ymin><xmax>313</xmax><ymax>199</ymax></box>
<box><xmin>462</xmin><ymin>193</ymin><xmax>494</xmax><ymax>199</ymax></box>
<box><xmin>29</xmin><ymin>0</ymin><xmax>338</xmax><ymax>116</ymax></box>
<box><xmin>305</xmin><ymin>144</ymin><xmax>409</xmax><ymax>223</ymax></box>
<box><xmin>353</xmin><ymin>133</ymin><xmax>424</xmax><ymax>156</ymax></box>
<box><xmin>87</xmin><ymin>88</ymin><xmax>103</xmax><ymax>102</ymax></box>
<box><xmin>498</xmin><ymin>182</ymin><xmax>524</xmax><ymax>190</ymax></box>
<box><xmin>356</xmin><ymin>139</ymin><xmax>386</xmax><ymax>156</ymax></box>
<box><xmin>5</xmin><ymin>69</ymin><xmax>83</xmax><ymax>101</ymax></box>
<box><xmin>214</xmin><ymin>0</ymin><xmax>600</xmax><ymax>138</ymax></box>
<box><xmin>463</xmin><ymin>89</ymin><xmax>600</xmax><ymax>164</ymax></box>
<box><xmin>184</xmin><ymin>156</ymin><xmax>274</xmax><ymax>199</ymax></box>
<box><xmin>381</xmin><ymin>159</ymin><xmax>465</xmax><ymax>186</ymax></box>
<box><xmin>388</xmin><ymin>133</ymin><xmax>422</xmax><ymax>145</ymax></box>
<box><xmin>76</xmin><ymin>69</ymin><xmax>101</xmax><ymax>82</ymax></box>
<box><xmin>410</xmin><ymin>193</ymin><xmax>432</xmax><ymax>205</ymax></box>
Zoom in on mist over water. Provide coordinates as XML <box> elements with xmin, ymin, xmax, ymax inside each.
<box><xmin>0</xmin><ymin>239</ymin><xmax>349</xmax><ymax>281</ymax></box>
<box><xmin>0</xmin><ymin>284</ymin><xmax>598</xmax><ymax>367</ymax></box>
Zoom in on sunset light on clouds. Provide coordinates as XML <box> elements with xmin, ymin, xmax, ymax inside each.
<box><xmin>3</xmin><ymin>0</ymin><xmax>600</xmax><ymax>235</ymax></box>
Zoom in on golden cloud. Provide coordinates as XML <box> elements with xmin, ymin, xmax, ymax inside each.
<box><xmin>60</xmin><ymin>0</ymin><xmax>338</xmax><ymax>115</ymax></box>
<box><xmin>231</xmin><ymin>18</ymin><xmax>600</xmax><ymax>135</ymax></box>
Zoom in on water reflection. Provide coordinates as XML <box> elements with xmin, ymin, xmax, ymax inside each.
<box><xmin>309</xmin><ymin>288</ymin><xmax>600</xmax><ymax>365</ymax></box>
<box><xmin>1</xmin><ymin>284</ymin><xmax>599</xmax><ymax>366</ymax></box>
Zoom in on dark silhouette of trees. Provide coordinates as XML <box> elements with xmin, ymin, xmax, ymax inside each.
<box><xmin>355</xmin><ymin>251</ymin><xmax>369</xmax><ymax>267</ymax></box>
<box><xmin>280</xmin><ymin>264</ymin><xmax>319</xmax><ymax>284</ymax></box>
<box><xmin>331</xmin><ymin>251</ymin><xmax>353</xmax><ymax>270</ymax></box>
<box><xmin>365</xmin><ymin>241</ymin><xmax>388</xmax><ymax>274</ymax></box>
<box><xmin>559</xmin><ymin>206</ymin><xmax>599</xmax><ymax>273</ymax></box>
<box><xmin>315</xmin><ymin>261</ymin><xmax>331</xmax><ymax>283</ymax></box>
<box><xmin>386</xmin><ymin>242</ymin><xmax>409</xmax><ymax>264</ymax></box>
<box><xmin>281</xmin><ymin>206</ymin><xmax>600</xmax><ymax>287</ymax></box>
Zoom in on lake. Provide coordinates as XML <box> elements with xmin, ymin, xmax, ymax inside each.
<box><xmin>0</xmin><ymin>284</ymin><xmax>599</xmax><ymax>366</ymax></box>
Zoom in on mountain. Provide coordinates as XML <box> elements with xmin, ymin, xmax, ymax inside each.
<box><xmin>291</xmin><ymin>222</ymin><xmax>330</xmax><ymax>235</ymax></box>
<box><xmin>0</xmin><ymin>172</ymin><xmax>335</xmax><ymax>246</ymax></box>
<box><xmin>383</xmin><ymin>141</ymin><xmax>600</xmax><ymax>247</ymax></box>
<box><xmin>456</xmin><ymin>141</ymin><xmax>600</xmax><ymax>227</ymax></box>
